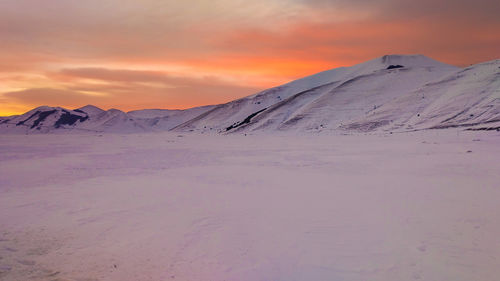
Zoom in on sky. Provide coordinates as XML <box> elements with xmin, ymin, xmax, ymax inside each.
<box><xmin>1</xmin><ymin>0</ymin><xmax>499</xmax><ymax>116</ymax></box>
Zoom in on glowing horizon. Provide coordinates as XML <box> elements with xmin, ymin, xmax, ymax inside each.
<box><xmin>1</xmin><ymin>0</ymin><xmax>499</xmax><ymax>116</ymax></box>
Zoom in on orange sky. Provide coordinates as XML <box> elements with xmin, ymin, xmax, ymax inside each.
<box><xmin>1</xmin><ymin>0</ymin><xmax>499</xmax><ymax>116</ymax></box>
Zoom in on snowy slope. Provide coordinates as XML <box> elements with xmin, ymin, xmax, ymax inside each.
<box><xmin>127</xmin><ymin>109</ymin><xmax>179</xmax><ymax>119</ymax></box>
<box><xmin>77</xmin><ymin>104</ymin><xmax>105</xmax><ymax>117</ymax></box>
<box><xmin>233</xmin><ymin>56</ymin><xmax>459</xmax><ymax>133</ymax></box>
<box><xmin>75</xmin><ymin>108</ymin><xmax>150</xmax><ymax>133</ymax></box>
<box><xmin>174</xmin><ymin>55</ymin><xmax>459</xmax><ymax>133</ymax></box>
<box><xmin>129</xmin><ymin>105</ymin><xmax>217</xmax><ymax>131</ymax></box>
<box><xmin>344</xmin><ymin>59</ymin><xmax>500</xmax><ymax>132</ymax></box>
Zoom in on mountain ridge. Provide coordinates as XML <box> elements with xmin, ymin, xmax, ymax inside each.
<box><xmin>173</xmin><ymin>54</ymin><xmax>463</xmax><ymax>133</ymax></box>
<box><xmin>2</xmin><ymin>55</ymin><xmax>499</xmax><ymax>134</ymax></box>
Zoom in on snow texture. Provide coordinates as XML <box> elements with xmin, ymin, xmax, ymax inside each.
<box><xmin>1</xmin><ymin>130</ymin><xmax>500</xmax><ymax>281</ymax></box>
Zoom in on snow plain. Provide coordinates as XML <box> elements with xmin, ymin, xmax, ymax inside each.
<box><xmin>1</xmin><ymin>130</ymin><xmax>500</xmax><ymax>281</ymax></box>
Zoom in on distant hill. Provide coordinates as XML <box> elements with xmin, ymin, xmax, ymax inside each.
<box><xmin>0</xmin><ymin>104</ymin><xmax>215</xmax><ymax>134</ymax></box>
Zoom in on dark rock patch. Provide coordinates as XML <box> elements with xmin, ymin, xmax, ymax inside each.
<box><xmin>54</xmin><ymin>112</ymin><xmax>89</xmax><ymax>128</ymax></box>
<box><xmin>466</xmin><ymin>126</ymin><xmax>500</xmax><ymax>131</ymax></box>
<box><xmin>16</xmin><ymin>111</ymin><xmax>41</xmax><ymax>126</ymax></box>
<box><xmin>387</xmin><ymin>65</ymin><xmax>404</xmax><ymax>70</ymax></box>
<box><xmin>226</xmin><ymin>108</ymin><xmax>267</xmax><ymax>131</ymax></box>
<box><xmin>30</xmin><ymin>110</ymin><xmax>57</xmax><ymax>129</ymax></box>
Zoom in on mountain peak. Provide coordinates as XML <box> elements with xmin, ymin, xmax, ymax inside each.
<box><xmin>381</xmin><ymin>54</ymin><xmax>425</xmax><ymax>60</ymax></box>
<box><xmin>376</xmin><ymin>54</ymin><xmax>456</xmax><ymax>69</ymax></box>
<box><xmin>76</xmin><ymin>105</ymin><xmax>105</xmax><ymax>116</ymax></box>
<box><xmin>77</xmin><ymin>104</ymin><xmax>104</xmax><ymax>111</ymax></box>
<box><xmin>30</xmin><ymin>105</ymin><xmax>58</xmax><ymax>112</ymax></box>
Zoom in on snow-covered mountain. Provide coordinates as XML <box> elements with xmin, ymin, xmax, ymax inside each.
<box><xmin>173</xmin><ymin>55</ymin><xmax>499</xmax><ymax>134</ymax></box>
<box><xmin>1</xmin><ymin>55</ymin><xmax>499</xmax><ymax>134</ymax></box>
<box><xmin>344</xmin><ymin>59</ymin><xmax>500</xmax><ymax>132</ymax></box>
<box><xmin>0</xmin><ymin>104</ymin><xmax>215</xmax><ymax>134</ymax></box>
<box><xmin>0</xmin><ymin>106</ymin><xmax>91</xmax><ymax>133</ymax></box>
<box><xmin>172</xmin><ymin>55</ymin><xmax>457</xmax><ymax>133</ymax></box>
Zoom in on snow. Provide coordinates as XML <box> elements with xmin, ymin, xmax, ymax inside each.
<box><xmin>77</xmin><ymin>105</ymin><xmax>105</xmax><ymax>117</ymax></box>
<box><xmin>1</xmin><ymin>129</ymin><xmax>500</xmax><ymax>281</ymax></box>
<box><xmin>127</xmin><ymin>109</ymin><xmax>181</xmax><ymax>119</ymax></box>
<box><xmin>172</xmin><ymin>55</ymin><xmax>498</xmax><ymax>134</ymax></box>
<box><xmin>129</xmin><ymin>105</ymin><xmax>218</xmax><ymax>131</ymax></box>
<box><xmin>174</xmin><ymin>54</ymin><xmax>459</xmax><ymax>133</ymax></box>
<box><xmin>349</xmin><ymin>59</ymin><xmax>500</xmax><ymax>132</ymax></box>
<box><xmin>0</xmin><ymin>106</ymin><xmax>90</xmax><ymax>133</ymax></box>
<box><xmin>0</xmin><ymin>105</ymin><xmax>216</xmax><ymax>134</ymax></box>
<box><xmin>238</xmin><ymin>62</ymin><xmax>456</xmax><ymax>133</ymax></box>
<box><xmin>1</xmin><ymin>55</ymin><xmax>499</xmax><ymax>279</ymax></box>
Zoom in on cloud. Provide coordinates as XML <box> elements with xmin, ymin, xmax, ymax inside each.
<box><xmin>211</xmin><ymin>15</ymin><xmax>500</xmax><ymax>67</ymax></box>
<box><xmin>57</xmin><ymin>67</ymin><xmax>226</xmax><ymax>86</ymax></box>
<box><xmin>0</xmin><ymin>0</ymin><xmax>498</xmax><ymax>68</ymax></box>
<box><xmin>0</xmin><ymin>0</ymin><xmax>499</xmax><ymax>114</ymax></box>
<box><xmin>2</xmin><ymin>68</ymin><xmax>262</xmax><ymax>111</ymax></box>
<box><xmin>0</xmin><ymin>0</ymin><xmax>302</xmax><ymax>63</ymax></box>
<box><xmin>298</xmin><ymin>0</ymin><xmax>500</xmax><ymax>22</ymax></box>
<box><xmin>3</xmin><ymin>88</ymin><xmax>107</xmax><ymax>108</ymax></box>
<box><xmin>57</xmin><ymin>67</ymin><xmax>262</xmax><ymax>108</ymax></box>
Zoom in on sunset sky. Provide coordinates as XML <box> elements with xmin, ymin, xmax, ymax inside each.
<box><xmin>1</xmin><ymin>0</ymin><xmax>499</xmax><ymax>116</ymax></box>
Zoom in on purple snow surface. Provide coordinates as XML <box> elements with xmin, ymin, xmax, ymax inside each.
<box><xmin>1</xmin><ymin>130</ymin><xmax>499</xmax><ymax>281</ymax></box>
